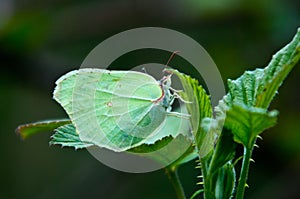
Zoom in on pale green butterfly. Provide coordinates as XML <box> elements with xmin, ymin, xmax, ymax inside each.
<box><xmin>53</xmin><ymin>68</ymin><xmax>188</xmax><ymax>152</ymax></box>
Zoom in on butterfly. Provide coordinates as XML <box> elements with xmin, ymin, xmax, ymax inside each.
<box><xmin>53</xmin><ymin>67</ymin><xmax>189</xmax><ymax>152</ymax></box>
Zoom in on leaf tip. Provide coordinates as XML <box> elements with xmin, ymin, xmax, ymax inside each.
<box><xmin>15</xmin><ymin>124</ymin><xmax>28</xmax><ymax>140</ymax></box>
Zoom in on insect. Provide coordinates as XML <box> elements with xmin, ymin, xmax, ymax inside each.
<box><xmin>53</xmin><ymin>55</ymin><xmax>189</xmax><ymax>152</ymax></box>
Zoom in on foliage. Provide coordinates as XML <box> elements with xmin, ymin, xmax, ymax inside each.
<box><xmin>16</xmin><ymin>28</ymin><xmax>300</xmax><ymax>199</ymax></box>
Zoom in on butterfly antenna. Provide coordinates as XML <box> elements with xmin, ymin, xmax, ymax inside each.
<box><xmin>160</xmin><ymin>51</ymin><xmax>180</xmax><ymax>86</ymax></box>
<box><xmin>166</xmin><ymin>50</ymin><xmax>180</xmax><ymax>68</ymax></box>
<box><xmin>163</xmin><ymin>51</ymin><xmax>180</xmax><ymax>77</ymax></box>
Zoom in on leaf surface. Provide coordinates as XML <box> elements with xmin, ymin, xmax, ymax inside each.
<box><xmin>168</xmin><ymin>69</ymin><xmax>213</xmax><ymax>157</ymax></box>
<box><xmin>16</xmin><ymin>119</ymin><xmax>71</xmax><ymax>139</ymax></box>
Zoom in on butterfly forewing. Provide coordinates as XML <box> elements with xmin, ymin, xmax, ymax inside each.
<box><xmin>54</xmin><ymin>68</ymin><xmax>167</xmax><ymax>151</ymax></box>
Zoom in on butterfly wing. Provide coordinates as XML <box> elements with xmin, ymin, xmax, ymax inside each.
<box><xmin>54</xmin><ymin>68</ymin><xmax>167</xmax><ymax>151</ymax></box>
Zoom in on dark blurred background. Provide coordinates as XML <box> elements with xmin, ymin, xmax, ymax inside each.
<box><xmin>1</xmin><ymin>0</ymin><xmax>300</xmax><ymax>198</ymax></box>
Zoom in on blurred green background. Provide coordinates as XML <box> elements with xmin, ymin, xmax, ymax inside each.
<box><xmin>1</xmin><ymin>0</ymin><xmax>299</xmax><ymax>198</ymax></box>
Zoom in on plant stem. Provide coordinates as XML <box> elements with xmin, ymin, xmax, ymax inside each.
<box><xmin>200</xmin><ymin>158</ymin><xmax>210</xmax><ymax>199</ymax></box>
<box><xmin>165</xmin><ymin>166</ymin><xmax>186</xmax><ymax>199</ymax></box>
<box><xmin>235</xmin><ymin>141</ymin><xmax>255</xmax><ymax>199</ymax></box>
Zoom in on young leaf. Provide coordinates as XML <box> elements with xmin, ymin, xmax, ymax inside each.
<box><xmin>200</xmin><ymin>129</ymin><xmax>237</xmax><ymax>199</ymax></box>
<box><xmin>256</xmin><ymin>28</ymin><xmax>300</xmax><ymax>108</ymax></box>
<box><xmin>224</xmin><ymin>104</ymin><xmax>278</xmax><ymax>148</ymax></box>
<box><xmin>16</xmin><ymin>119</ymin><xmax>71</xmax><ymax>139</ymax></box>
<box><xmin>200</xmin><ymin>27</ymin><xmax>300</xmax><ymax>199</ymax></box>
<box><xmin>214</xmin><ymin>162</ymin><xmax>236</xmax><ymax>199</ymax></box>
<box><xmin>214</xmin><ymin>27</ymin><xmax>299</xmax><ymax>147</ymax></box>
<box><xmin>208</xmin><ymin>128</ymin><xmax>237</xmax><ymax>174</ymax></box>
<box><xmin>214</xmin><ymin>28</ymin><xmax>300</xmax><ymax>199</ymax></box>
<box><xmin>218</xmin><ymin>27</ymin><xmax>300</xmax><ymax>113</ymax></box>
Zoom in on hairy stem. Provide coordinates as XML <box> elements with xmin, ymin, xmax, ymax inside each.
<box><xmin>235</xmin><ymin>139</ymin><xmax>255</xmax><ymax>199</ymax></box>
<box><xmin>200</xmin><ymin>158</ymin><xmax>210</xmax><ymax>199</ymax></box>
<box><xmin>165</xmin><ymin>166</ymin><xmax>186</xmax><ymax>199</ymax></box>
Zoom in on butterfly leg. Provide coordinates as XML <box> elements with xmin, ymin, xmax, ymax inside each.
<box><xmin>167</xmin><ymin>111</ymin><xmax>191</xmax><ymax>119</ymax></box>
<box><xmin>172</xmin><ymin>92</ymin><xmax>192</xmax><ymax>104</ymax></box>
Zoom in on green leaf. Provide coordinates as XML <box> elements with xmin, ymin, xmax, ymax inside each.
<box><xmin>201</xmin><ymin>129</ymin><xmax>237</xmax><ymax>199</ymax></box>
<box><xmin>209</xmin><ymin>129</ymin><xmax>237</xmax><ymax>174</ymax></box>
<box><xmin>224</xmin><ymin>104</ymin><xmax>278</xmax><ymax>148</ymax></box>
<box><xmin>214</xmin><ymin>162</ymin><xmax>236</xmax><ymax>199</ymax></box>
<box><xmin>218</xmin><ymin>27</ymin><xmax>300</xmax><ymax>114</ymax></box>
<box><xmin>169</xmin><ymin>69</ymin><xmax>217</xmax><ymax>198</ymax></box>
<box><xmin>128</xmin><ymin>115</ymin><xmax>196</xmax><ymax>166</ymax></box>
<box><xmin>199</xmin><ymin>28</ymin><xmax>300</xmax><ymax>199</ymax></box>
<box><xmin>48</xmin><ymin>115</ymin><xmax>196</xmax><ymax>166</ymax></box>
<box><xmin>128</xmin><ymin>134</ymin><xmax>195</xmax><ymax>166</ymax></box>
<box><xmin>197</xmin><ymin>118</ymin><xmax>219</xmax><ymax>158</ymax></box>
<box><xmin>190</xmin><ymin>189</ymin><xmax>204</xmax><ymax>199</ymax></box>
<box><xmin>171</xmin><ymin>145</ymin><xmax>198</xmax><ymax>166</ymax></box>
<box><xmin>169</xmin><ymin>69</ymin><xmax>212</xmax><ymax>134</ymax></box>
<box><xmin>128</xmin><ymin>135</ymin><xmax>174</xmax><ymax>153</ymax></box>
<box><xmin>168</xmin><ymin>69</ymin><xmax>213</xmax><ymax>156</ymax></box>
<box><xmin>16</xmin><ymin>119</ymin><xmax>71</xmax><ymax>139</ymax></box>
<box><xmin>256</xmin><ymin>28</ymin><xmax>300</xmax><ymax>108</ymax></box>
<box><xmin>50</xmin><ymin>124</ymin><xmax>94</xmax><ymax>149</ymax></box>
<box><xmin>213</xmin><ymin>28</ymin><xmax>299</xmax><ymax>148</ymax></box>
<box><xmin>208</xmin><ymin>29</ymin><xmax>300</xmax><ymax>199</ymax></box>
